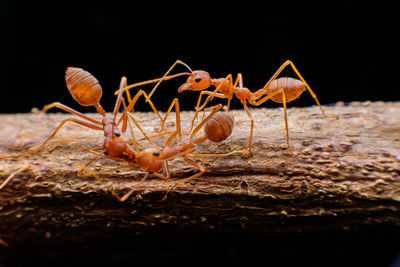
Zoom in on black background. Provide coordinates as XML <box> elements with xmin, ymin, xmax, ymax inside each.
<box><xmin>1</xmin><ymin>2</ymin><xmax>399</xmax><ymax>114</ymax></box>
<box><xmin>1</xmin><ymin>1</ymin><xmax>400</xmax><ymax>265</ymax></box>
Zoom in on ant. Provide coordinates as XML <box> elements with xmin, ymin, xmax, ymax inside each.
<box><xmin>116</xmin><ymin>60</ymin><xmax>337</xmax><ymax>157</ymax></box>
<box><xmin>0</xmin><ymin>67</ymin><xmax>157</xmax><ymax>193</ymax></box>
<box><xmin>83</xmin><ymin>99</ymin><xmax>244</xmax><ymax>201</ymax></box>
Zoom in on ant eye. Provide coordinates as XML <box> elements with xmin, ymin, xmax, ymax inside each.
<box><xmin>195</xmin><ymin>77</ymin><xmax>202</xmax><ymax>83</ymax></box>
<box><xmin>152</xmin><ymin>150</ymin><xmax>160</xmax><ymax>156</ymax></box>
<box><xmin>113</xmin><ymin>129</ymin><xmax>121</xmax><ymax>137</ymax></box>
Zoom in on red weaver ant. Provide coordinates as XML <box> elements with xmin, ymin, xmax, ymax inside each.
<box><xmin>115</xmin><ymin>60</ymin><xmax>338</xmax><ymax>157</ymax></box>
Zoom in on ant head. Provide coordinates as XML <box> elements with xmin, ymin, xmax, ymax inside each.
<box><xmin>178</xmin><ymin>70</ymin><xmax>212</xmax><ymax>92</ymax></box>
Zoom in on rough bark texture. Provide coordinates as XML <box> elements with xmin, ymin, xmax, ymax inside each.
<box><xmin>0</xmin><ymin>101</ymin><xmax>400</xmax><ymax>263</ymax></box>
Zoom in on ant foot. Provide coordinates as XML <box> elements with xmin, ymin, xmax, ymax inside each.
<box><xmin>331</xmin><ymin>114</ymin><xmax>339</xmax><ymax>120</ymax></box>
<box><xmin>246</xmin><ymin>158</ymin><xmax>252</xmax><ymax>167</ymax></box>
<box><xmin>153</xmin><ymin>126</ymin><xmax>163</xmax><ymax>133</ymax></box>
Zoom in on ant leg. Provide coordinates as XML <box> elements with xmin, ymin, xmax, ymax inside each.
<box><xmin>235</xmin><ymin>73</ymin><xmax>244</xmax><ymax>88</ymax></box>
<box><xmin>283</xmin><ymin>61</ymin><xmax>338</xmax><ymax>119</ymax></box>
<box><xmin>41</xmin><ymin>102</ymin><xmax>102</xmax><ymax>125</ymax></box>
<box><xmin>136</xmin><ymin>130</ymin><xmax>176</xmax><ymax>143</ymax></box>
<box><xmin>152</xmin><ymin>172</ymin><xmax>171</xmax><ymax>181</ymax></box>
<box><xmin>77</xmin><ymin>149</ymin><xmax>150</xmax><ymax>202</ymax></box>
<box><xmin>118</xmin><ymin>90</ymin><xmax>165</xmax><ymax>130</ymax></box>
<box><xmin>126</xmin><ymin>113</ymin><xmax>156</xmax><ymax>147</ymax></box>
<box><xmin>242</xmin><ymin>103</ymin><xmax>254</xmax><ymax>159</ymax></box>
<box><xmin>163</xmin><ymin>161</ymin><xmax>171</xmax><ymax>178</ymax></box>
<box><xmin>0</xmin><ymin>139</ymin><xmax>78</xmax><ymax>160</ymax></box>
<box><xmin>114</xmin><ymin>60</ymin><xmax>192</xmax><ymax>96</ymax></box>
<box><xmin>119</xmin><ymin>76</ymin><xmax>132</xmax><ymax>103</ymax></box>
<box><xmin>255</xmin><ymin>60</ymin><xmax>337</xmax><ymax>119</ymax></box>
<box><xmin>119</xmin><ymin>97</ymin><xmax>140</xmax><ymax>151</ymax></box>
<box><xmin>76</xmin><ymin>163</ymin><xmax>143</xmax><ymax>202</ymax></box>
<box><xmin>186</xmin><ymin>147</ymin><xmax>249</xmax><ymax>158</ymax></box>
<box><xmin>190</xmin><ymin>104</ymin><xmax>223</xmax><ymax>140</ymax></box>
<box><xmin>39</xmin><ymin>118</ymin><xmax>102</xmax><ymax>150</ymax></box>
<box><xmin>252</xmin><ymin>89</ymin><xmax>297</xmax><ymax>156</ymax></box>
<box><xmin>225</xmin><ymin>73</ymin><xmax>243</xmax><ymax>111</ymax></box>
<box><xmin>114</xmin><ymin>81</ymin><xmax>152</xmax><ymax>149</ymax></box>
<box><xmin>189</xmin><ymin>73</ymin><xmax>234</xmax><ymax>130</ymax></box>
<box><xmin>189</xmin><ymin>91</ymin><xmax>228</xmax><ymax>133</ymax></box>
<box><xmin>252</xmin><ymin>60</ymin><xmax>295</xmax><ymax>100</ymax></box>
<box><xmin>198</xmin><ymin>74</ymin><xmax>233</xmax><ymax>111</ymax></box>
<box><xmin>0</xmin><ymin>238</ymin><xmax>8</xmax><ymax>247</ymax></box>
<box><xmin>165</xmin><ymin>131</ymin><xmax>180</xmax><ymax>147</ymax></box>
<box><xmin>119</xmin><ymin>173</ymin><xmax>150</xmax><ymax>202</ymax></box>
<box><xmin>162</xmin><ymin>157</ymin><xmax>205</xmax><ymax>200</ymax></box>
<box><xmin>0</xmin><ymin>118</ymin><xmax>102</xmax><ymax>160</ymax></box>
<box><xmin>161</xmin><ymin>98</ymin><xmax>181</xmax><ymax>138</ymax></box>
<box><xmin>0</xmin><ymin>166</ymin><xmax>30</xmax><ymax>190</ymax></box>
<box><xmin>76</xmin><ymin>148</ymin><xmax>104</xmax><ymax>177</ymax></box>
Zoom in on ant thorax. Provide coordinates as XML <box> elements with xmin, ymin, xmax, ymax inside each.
<box><xmin>101</xmin><ymin>116</ymin><xmax>132</xmax><ymax>158</ymax></box>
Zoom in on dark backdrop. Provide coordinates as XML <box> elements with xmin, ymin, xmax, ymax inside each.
<box><xmin>1</xmin><ymin>2</ymin><xmax>398</xmax><ymax>113</ymax></box>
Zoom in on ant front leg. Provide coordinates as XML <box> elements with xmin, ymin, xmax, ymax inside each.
<box><xmin>197</xmin><ymin>74</ymin><xmax>234</xmax><ymax>111</ymax></box>
<box><xmin>188</xmin><ymin>73</ymin><xmax>238</xmax><ymax>131</ymax></box>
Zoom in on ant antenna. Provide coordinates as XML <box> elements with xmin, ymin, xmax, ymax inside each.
<box><xmin>114</xmin><ymin>60</ymin><xmax>193</xmax><ymax>97</ymax></box>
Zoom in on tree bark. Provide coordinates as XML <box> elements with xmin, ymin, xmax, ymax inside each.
<box><xmin>0</xmin><ymin>101</ymin><xmax>400</xmax><ymax>249</ymax></box>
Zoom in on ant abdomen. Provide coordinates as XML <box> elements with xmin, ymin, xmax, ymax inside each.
<box><xmin>65</xmin><ymin>67</ymin><xmax>103</xmax><ymax>106</ymax></box>
<box><xmin>204</xmin><ymin>112</ymin><xmax>234</xmax><ymax>142</ymax></box>
<box><xmin>267</xmin><ymin>77</ymin><xmax>306</xmax><ymax>103</ymax></box>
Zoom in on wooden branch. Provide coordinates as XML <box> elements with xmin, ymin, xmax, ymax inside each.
<box><xmin>0</xmin><ymin>101</ymin><xmax>400</xmax><ymax>247</ymax></box>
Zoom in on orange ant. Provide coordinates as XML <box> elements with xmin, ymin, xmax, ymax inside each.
<box><xmin>114</xmin><ymin>60</ymin><xmax>254</xmax><ymax>157</ymax></box>
<box><xmin>83</xmin><ymin>99</ymin><xmax>243</xmax><ymax>201</ymax></box>
<box><xmin>0</xmin><ymin>67</ymin><xmax>158</xmax><ymax>194</ymax></box>
<box><xmin>115</xmin><ymin>60</ymin><xmax>337</xmax><ymax>157</ymax></box>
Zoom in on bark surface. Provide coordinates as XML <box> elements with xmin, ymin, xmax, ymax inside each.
<box><xmin>0</xmin><ymin>101</ymin><xmax>400</xmax><ymax>251</ymax></box>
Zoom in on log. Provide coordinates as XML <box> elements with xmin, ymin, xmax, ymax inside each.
<box><xmin>0</xmin><ymin>101</ymin><xmax>400</xmax><ymax>262</ymax></box>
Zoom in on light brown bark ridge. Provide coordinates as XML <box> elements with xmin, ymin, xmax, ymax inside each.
<box><xmin>0</xmin><ymin>101</ymin><xmax>399</xmax><ymax>245</ymax></box>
